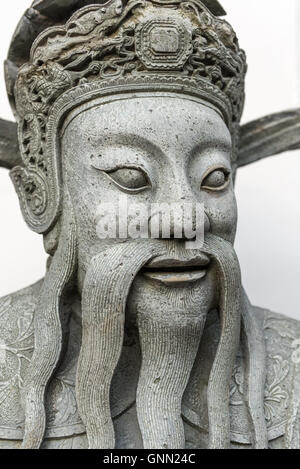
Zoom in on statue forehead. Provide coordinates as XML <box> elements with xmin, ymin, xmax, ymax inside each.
<box><xmin>61</xmin><ymin>93</ymin><xmax>230</xmax><ymax>142</ymax></box>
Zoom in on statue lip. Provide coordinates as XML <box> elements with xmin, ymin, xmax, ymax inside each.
<box><xmin>142</xmin><ymin>268</ymin><xmax>208</xmax><ymax>287</ymax></box>
<box><xmin>145</xmin><ymin>253</ymin><xmax>210</xmax><ymax>269</ymax></box>
<box><xmin>141</xmin><ymin>254</ymin><xmax>210</xmax><ymax>286</ymax></box>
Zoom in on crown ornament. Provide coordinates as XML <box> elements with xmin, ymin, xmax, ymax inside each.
<box><xmin>10</xmin><ymin>0</ymin><xmax>247</xmax><ymax>234</ymax></box>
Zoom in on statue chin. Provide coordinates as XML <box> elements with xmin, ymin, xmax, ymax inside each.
<box><xmin>127</xmin><ymin>264</ymin><xmax>217</xmax><ymax>324</ymax></box>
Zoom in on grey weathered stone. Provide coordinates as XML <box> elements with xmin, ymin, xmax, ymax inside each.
<box><xmin>0</xmin><ymin>119</ymin><xmax>20</xmax><ymax>169</ymax></box>
<box><xmin>0</xmin><ymin>0</ymin><xmax>299</xmax><ymax>450</ymax></box>
<box><xmin>238</xmin><ymin>109</ymin><xmax>300</xmax><ymax>167</ymax></box>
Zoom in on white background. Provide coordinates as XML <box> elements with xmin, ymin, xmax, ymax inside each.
<box><xmin>0</xmin><ymin>0</ymin><xmax>299</xmax><ymax>319</ymax></box>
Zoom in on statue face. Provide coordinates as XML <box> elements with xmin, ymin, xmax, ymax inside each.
<box><xmin>61</xmin><ymin>96</ymin><xmax>241</xmax><ymax>449</ymax></box>
<box><xmin>62</xmin><ymin>95</ymin><xmax>237</xmax><ymax>294</ymax></box>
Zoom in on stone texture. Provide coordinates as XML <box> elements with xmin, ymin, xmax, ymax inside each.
<box><xmin>0</xmin><ymin>0</ymin><xmax>299</xmax><ymax>450</ymax></box>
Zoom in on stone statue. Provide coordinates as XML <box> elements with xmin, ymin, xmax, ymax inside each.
<box><xmin>0</xmin><ymin>0</ymin><xmax>299</xmax><ymax>450</ymax></box>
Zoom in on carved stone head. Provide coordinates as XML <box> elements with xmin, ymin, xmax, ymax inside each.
<box><xmin>5</xmin><ymin>0</ymin><xmax>251</xmax><ymax>449</ymax></box>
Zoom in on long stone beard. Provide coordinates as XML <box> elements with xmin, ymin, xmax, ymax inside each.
<box><xmin>75</xmin><ymin>234</ymin><xmax>244</xmax><ymax>449</ymax></box>
<box><xmin>75</xmin><ymin>241</ymin><xmax>165</xmax><ymax>449</ymax></box>
<box><xmin>18</xmin><ymin>194</ymin><xmax>268</xmax><ymax>450</ymax></box>
<box><xmin>21</xmin><ymin>194</ymin><xmax>77</xmax><ymax>449</ymax></box>
<box><xmin>134</xmin><ymin>283</ymin><xmax>211</xmax><ymax>449</ymax></box>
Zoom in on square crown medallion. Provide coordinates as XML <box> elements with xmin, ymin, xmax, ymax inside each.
<box><xmin>136</xmin><ymin>18</ymin><xmax>193</xmax><ymax>70</ymax></box>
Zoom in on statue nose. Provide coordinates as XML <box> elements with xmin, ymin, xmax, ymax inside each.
<box><xmin>167</xmin><ymin>204</ymin><xmax>211</xmax><ymax>240</ymax></box>
<box><xmin>171</xmin><ymin>182</ymin><xmax>211</xmax><ymax>239</ymax></box>
<box><xmin>150</xmin><ymin>195</ymin><xmax>210</xmax><ymax>241</ymax></box>
<box><xmin>151</xmin><ymin>181</ymin><xmax>211</xmax><ymax>240</ymax></box>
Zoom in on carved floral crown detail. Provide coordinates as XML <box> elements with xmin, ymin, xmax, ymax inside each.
<box><xmin>11</xmin><ymin>0</ymin><xmax>247</xmax><ymax>234</ymax></box>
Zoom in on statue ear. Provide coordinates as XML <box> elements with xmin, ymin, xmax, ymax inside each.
<box><xmin>9</xmin><ymin>111</ymin><xmax>61</xmax><ymax>234</ymax></box>
<box><xmin>10</xmin><ymin>166</ymin><xmax>49</xmax><ymax>233</ymax></box>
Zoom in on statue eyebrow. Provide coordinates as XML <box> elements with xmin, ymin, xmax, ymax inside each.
<box><xmin>88</xmin><ymin>132</ymin><xmax>165</xmax><ymax>159</ymax></box>
<box><xmin>90</xmin><ymin>160</ymin><xmax>147</xmax><ymax>173</ymax></box>
<box><xmin>191</xmin><ymin>138</ymin><xmax>233</xmax><ymax>156</ymax></box>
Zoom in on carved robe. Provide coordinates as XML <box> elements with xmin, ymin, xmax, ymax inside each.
<box><xmin>0</xmin><ymin>281</ymin><xmax>298</xmax><ymax>449</ymax></box>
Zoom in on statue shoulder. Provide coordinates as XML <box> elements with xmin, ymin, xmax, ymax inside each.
<box><xmin>0</xmin><ymin>281</ymin><xmax>43</xmax><ymax>340</ymax></box>
<box><xmin>253</xmin><ymin>306</ymin><xmax>300</xmax><ymax>448</ymax></box>
<box><xmin>253</xmin><ymin>306</ymin><xmax>300</xmax><ymax>351</ymax></box>
<box><xmin>0</xmin><ymin>281</ymin><xmax>42</xmax><ymax>315</ymax></box>
<box><xmin>0</xmin><ymin>281</ymin><xmax>42</xmax><ymax>345</ymax></box>
<box><xmin>0</xmin><ymin>281</ymin><xmax>42</xmax><ymax>442</ymax></box>
<box><xmin>0</xmin><ymin>280</ymin><xmax>86</xmax><ymax>447</ymax></box>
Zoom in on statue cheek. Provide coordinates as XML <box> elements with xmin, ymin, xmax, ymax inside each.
<box><xmin>204</xmin><ymin>193</ymin><xmax>238</xmax><ymax>243</ymax></box>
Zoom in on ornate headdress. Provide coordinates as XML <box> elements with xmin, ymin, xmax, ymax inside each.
<box><xmin>7</xmin><ymin>0</ymin><xmax>246</xmax><ymax>233</ymax></box>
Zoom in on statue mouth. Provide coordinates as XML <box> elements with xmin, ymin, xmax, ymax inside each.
<box><xmin>141</xmin><ymin>253</ymin><xmax>210</xmax><ymax>287</ymax></box>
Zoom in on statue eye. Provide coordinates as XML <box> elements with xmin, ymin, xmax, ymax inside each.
<box><xmin>105</xmin><ymin>167</ymin><xmax>151</xmax><ymax>193</ymax></box>
<box><xmin>201</xmin><ymin>168</ymin><xmax>230</xmax><ymax>191</ymax></box>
